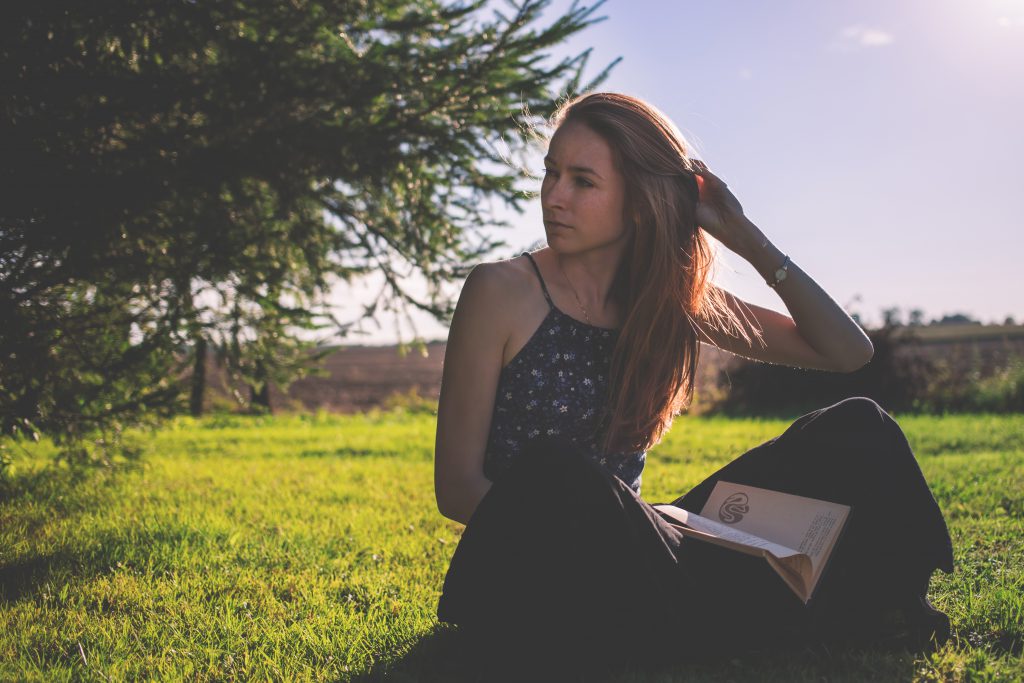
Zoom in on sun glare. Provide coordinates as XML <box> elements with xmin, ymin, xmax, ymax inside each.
<box><xmin>991</xmin><ymin>0</ymin><xmax>1024</xmax><ymax>27</ymax></box>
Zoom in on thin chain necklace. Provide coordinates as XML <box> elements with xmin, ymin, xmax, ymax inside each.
<box><xmin>556</xmin><ymin>255</ymin><xmax>593</xmax><ymax>325</ymax></box>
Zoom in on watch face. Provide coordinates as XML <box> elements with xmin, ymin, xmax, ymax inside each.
<box><xmin>775</xmin><ymin>268</ymin><xmax>787</xmax><ymax>280</ymax></box>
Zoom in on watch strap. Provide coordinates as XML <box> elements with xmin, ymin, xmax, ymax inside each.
<box><xmin>767</xmin><ymin>255</ymin><xmax>790</xmax><ymax>289</ymax></box>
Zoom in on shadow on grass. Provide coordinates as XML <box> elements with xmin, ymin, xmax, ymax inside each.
<box><xmin>0</xmin><ymin>550</ymin><xmax>81</xmax><ymax>603</ymax></box>
<box><xmin>299</xmin><ymin>447</ymin><xmax>382</xmax><ymax>458</ymax></box>
<box><xmin>349</xmin><ymin>627</ymin><xmax>488</xmax><ymax>683</ymax></box>
<box><xmin>0</xmin><ymin>458</ymin><xmax>187</xmax><ymax>606</ymax></box>
<box><xmin>348</xmin><ymin>625</ymin><xmax>940</xmax><ymax>683</ymax></box>
<box><xmin>2</xmin><ymin>464</ymin><xmax>96</xmax><ymax>506</ymax></box>
<box><xmin>0</xmin><ymin>523</ymin><xmax>206</xmax><ymax>605</ymax></box>
<box><xmin>952</xmin><ymin>625</ymin><xmax>1023</xmax><ymax>656</ymax></box>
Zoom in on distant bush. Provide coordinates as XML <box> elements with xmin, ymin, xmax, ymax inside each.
<box><xmin>381</xmin><ymin>386</ymin><xmax>438</xmax><ymax>416</ymax></box>
<box><xmin>914</xmin><ymin>354</ymin><xmax>1024</xmax><ymax>414</ymax></box>
<box><xmin>705</xmin><ymin>325</ymin><xmax>935</xmax><ymax>416</ymax></box>
<box><xmin>699</xmin><ymin>326</ymin><xmax>1024</xmax><ymax>416</ymax></box>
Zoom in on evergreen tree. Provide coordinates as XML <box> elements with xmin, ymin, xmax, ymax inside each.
<box><xmin>1</xmin><ymin>0</ymin><xmax>618</xmax><ymax>456</ymax></box>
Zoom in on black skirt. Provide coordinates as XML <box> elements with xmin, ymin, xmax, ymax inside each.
<box><xmin>437</xmin><ymin>397</ymin><xmax>954</xmax><ymax>675</ymax></box>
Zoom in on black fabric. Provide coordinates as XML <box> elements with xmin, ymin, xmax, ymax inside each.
<box><xmin>437</xmin><ymin>396</ymin><xmax>954</xmax><ymax>675</ymax></box>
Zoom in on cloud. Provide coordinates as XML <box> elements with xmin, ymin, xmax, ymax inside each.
<box><xmin>831</xmin><ymin>25</ymin><xmax>895</xmax><ymax>51</ymax></box>
<box><xmin>737</xmin><ymin>67</ymin><xmax>753</xmax><ymax>80</ymax></box>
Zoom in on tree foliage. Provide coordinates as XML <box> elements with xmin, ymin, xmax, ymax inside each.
<box><xmin>1</xmin><ymin>0</ymin><xmax>618</xmax><ymax>455</ymax></box>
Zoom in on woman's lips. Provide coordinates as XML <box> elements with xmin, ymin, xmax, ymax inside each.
<box><xmin>545</xmin><ymin>221</ymin><xmax>572</xmax><ymax>229</ymax></box>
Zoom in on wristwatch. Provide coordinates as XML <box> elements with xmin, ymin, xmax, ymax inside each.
<box><xmin>767</xmin><ymin>255</ymin><xmax>790</xmax><ymax>289</ymax></box>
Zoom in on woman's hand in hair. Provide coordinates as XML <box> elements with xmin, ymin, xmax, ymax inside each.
<box><xmin>690</xmin><ymin>160</ymin><xmax>763</xmax><ymax>257</ymax></box>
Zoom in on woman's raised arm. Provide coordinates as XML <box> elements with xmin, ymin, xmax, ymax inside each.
<box><xmin>433</xmin><ymin>262</ymin><xmax>510</xmax><ymax>525</ymax></box>
<box><xmin>691</xmin><ymin>161</ymin><xmax>874</xmax><ymax>372</ymax></box>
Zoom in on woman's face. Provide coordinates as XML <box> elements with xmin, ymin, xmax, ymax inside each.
<box><xmin>541</xmin><ymin>120</ymin><xmax>628</xmax><ymax>254</ymax></box>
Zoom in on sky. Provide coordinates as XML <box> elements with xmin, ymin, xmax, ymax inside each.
<box><xmin>333</xmin><ymin>0</ymin><xmax>1024</xmax><ymax>346</ymax></box>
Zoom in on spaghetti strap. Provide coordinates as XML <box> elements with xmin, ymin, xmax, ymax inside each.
<box><xmin>522</xmin><ymin>252</ymin><xmax>555</xmax><ymax>309</ymax></box>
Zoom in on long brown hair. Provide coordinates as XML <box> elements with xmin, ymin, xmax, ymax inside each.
<box><xmin>545</xmin><ymin>92</ymin><xmax>760</xmax><ymax>454</ymax></box>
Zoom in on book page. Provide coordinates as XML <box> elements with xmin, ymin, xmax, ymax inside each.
<box><xmin>654</xmin><ymin>505</ymin><xmax>816</xmax><ymax>603</ymax></box>
<box><xmin>652</xmin><ymin>505</ymin><xmax>802</xmax><ymax>559</ymax></box>
<box><xmin>764</xmin><ymin>554</ymin><xmax>811</xmax><ymax>603</ymax></box>
<box><xmin>698</xmin><ymin>481</ymin><xmax>851</xmax><ymax>580</ymax></box>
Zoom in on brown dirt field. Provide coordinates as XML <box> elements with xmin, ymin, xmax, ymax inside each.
<box><xmin>200</xmin><ymin>324</ymin><xmax>1024</xmax><ymax>415</ymax></box>
<box><xmin>201</xmin><ymin>341</ymin><xmax>740</xmax><ymax>415</ymax></box>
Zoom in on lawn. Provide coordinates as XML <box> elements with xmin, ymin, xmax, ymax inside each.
<box><xmin>1</xmin><ymin>410</ymin><xmax>1022</xmax><ymax>681</ymax></box>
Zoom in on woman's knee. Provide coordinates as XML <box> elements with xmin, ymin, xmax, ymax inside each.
<box><xmin>788</xmin><ymin>397</ymin><xmax>905</xmax><ymax>461</ymax></box>
<box><xmin>819</xmin><ymin>396</ymin><xmax>892</xmax><ymax>431</ymax></box>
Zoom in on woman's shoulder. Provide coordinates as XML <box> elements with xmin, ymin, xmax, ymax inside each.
<box><xmin>455</xmin><ymin>253</ymin><xmax>539</xmax><ymax>331</ymax></box>
<box><xmin>464</xmin><ymin>252</ymin><xmax>540</xmax><ymax>305</ymax></box>
<box><xmin>471</xmin><ymin>250</ymin><xmax>538</xmax><ymax>277</ymax></box>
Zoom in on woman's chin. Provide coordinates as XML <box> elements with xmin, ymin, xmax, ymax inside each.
<box><xmin>545</xmin><ymin>227</ymin><xmax>572</xmax><ymax>242</ymax></box>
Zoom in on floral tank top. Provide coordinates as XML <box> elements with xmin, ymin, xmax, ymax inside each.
<box><xmin>482</xmin><ymin>252</ymin><xmax>647</xmax><ymax>494</ymax></box>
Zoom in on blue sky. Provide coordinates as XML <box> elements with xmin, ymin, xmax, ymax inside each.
<box><xmin>338</xmin><ymin>0</ymin><xmax>1024</xmax><ymax>345</ymax></box>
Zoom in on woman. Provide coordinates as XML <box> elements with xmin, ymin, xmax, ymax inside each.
<box><xmin>432</xmin><ymin>92</ymin><xmax>953</xmax><ymax>675</ymax></box>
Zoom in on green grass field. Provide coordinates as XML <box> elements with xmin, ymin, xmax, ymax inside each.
<box><xmin>1</xmin><ymin>410</ymin><xmax>1022</xmax><ymax>681</ymax></box>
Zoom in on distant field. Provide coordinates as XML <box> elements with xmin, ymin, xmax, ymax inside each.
<box><xmin>891</xmin><ymin>323</ymin><xmax>1024</xmax><ymax>343</ymax></box>
<box><xmin>197</xmin><ymin>323</ymin><xmax>1024</xmax><ymax>416</ymax></box>
<box><xmin>2</xmin><ymin>410</ymin><xmax>1022</xmax><ymax>681</ymax></box>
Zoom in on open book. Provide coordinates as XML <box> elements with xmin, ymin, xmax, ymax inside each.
<box><xmin>653</xmin><ymin>481</ymin><xmax>851</xmax><ymax>604</ymax></box>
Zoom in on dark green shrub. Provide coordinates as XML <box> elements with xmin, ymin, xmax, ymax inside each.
<box><xmin>705</xmin><ymin>325</ymin><xmax>934</xmax><ymax>416</ymax></box>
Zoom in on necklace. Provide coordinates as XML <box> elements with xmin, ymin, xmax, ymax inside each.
<box><xmin>556</xmin><ymin>256</ymin><xmax>593</xmax><ymax>325</ymax></box>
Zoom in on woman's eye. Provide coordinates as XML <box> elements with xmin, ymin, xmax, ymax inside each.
<box><xmin>542</xmin><ymin>169</ymin><xmax>591</xmax><ymax>188</ymax></box>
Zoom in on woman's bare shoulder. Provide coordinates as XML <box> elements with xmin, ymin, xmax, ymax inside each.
<box><xmin>470</xmin><ymin>252</ymin><xmax>536</xmax><ymax>281</ymax></box>
<box><xmin>454</xmin><ymin>255</ymin><xmax>545</xmax><ymax>363</ymax></box>
<box><xmin>462</xmin><ymin>253</ymin><xmax>538</xmax><ymax>316</ymax></box>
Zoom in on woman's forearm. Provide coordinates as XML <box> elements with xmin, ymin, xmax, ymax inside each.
<box><xmin>439</xmin><ymin>474</ymin><xmax>493</xmax><ymax>526</ymax></box>
<box><xmin>739</xmin><ymin>218</ymin><xmax>874</xmax><ymax>371</ymax></box>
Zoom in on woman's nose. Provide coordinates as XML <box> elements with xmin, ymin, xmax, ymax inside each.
<box><xmin>543</xmin><ymin>176</ymin><xmax>568</xmax><ymax>209</ymax></box>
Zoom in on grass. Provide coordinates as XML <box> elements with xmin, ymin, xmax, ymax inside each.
<box><xmin>1</xmin><ymin>409</ymin><xmax>1022</xmax><ymax>681</ymax></box>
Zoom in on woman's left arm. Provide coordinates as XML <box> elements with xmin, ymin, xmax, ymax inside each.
<box><xmin>690</xmin><ymin>160</ymin><xmax>874</xmax><ymax>372</ymax></box>
<box><xmin>738</xmin><ymin>217</ymin><xmax>874</xmax><ymax>370</ymax></box>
